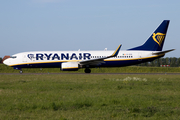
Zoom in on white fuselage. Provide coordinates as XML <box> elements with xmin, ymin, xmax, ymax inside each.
<box><xmin>3</xmin><ymin>50</ymin><xmax>163</xmax><ymax>68</ymax></box>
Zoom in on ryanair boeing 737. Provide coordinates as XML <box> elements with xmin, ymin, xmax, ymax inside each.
<box><xmin>3</xmin><ymin>20</ymin><xmax>174</xmax><ymax>73</ymax></box>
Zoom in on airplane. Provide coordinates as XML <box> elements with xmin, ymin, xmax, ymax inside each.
<box><xmin>3</xmin><ymin>20</ymin><xmax>174</xmax><ymax>73</ymax></box>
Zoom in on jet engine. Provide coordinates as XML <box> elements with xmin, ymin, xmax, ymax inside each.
<box><xmin>61</xmin><ymin>62</ymin><xmax>79</xmax><ymax>71</ymax></box>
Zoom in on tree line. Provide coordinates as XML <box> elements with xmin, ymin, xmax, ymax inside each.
<box><xmin>0</xmin><ymin>57</ymin><xmax>179</xmax><ymax>67</ymax></box>
<box><xmin>137</xmin><ymin>57</ymin><xmax>180</xmax><ymax>67</ymax></box>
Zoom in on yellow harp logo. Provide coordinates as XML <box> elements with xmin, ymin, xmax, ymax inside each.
<box><xmin>152</xmin><ymin>32</ymin><xmax>165</xmax><ymax>46</ymax></box>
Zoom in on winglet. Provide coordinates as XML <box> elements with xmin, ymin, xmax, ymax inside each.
<box><xmin>111</xmin><ymin>44</ymin><xmax>122</xmax><ymax>57</ymax></box>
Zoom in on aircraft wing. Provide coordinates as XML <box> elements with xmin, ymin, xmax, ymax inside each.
<box><xmin>152</xmin><ymin>49</ymin><xmax>175</xmax><ymax>55</ymax></box>
<box><xmin>79</xmin><ymin>45</ymin><xmax>122</xmax><ymax>66</ymax></box>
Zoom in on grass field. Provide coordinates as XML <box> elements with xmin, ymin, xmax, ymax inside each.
<box><xmin>0</xmin><ymin>74</ymin><xmax>180</xmax><ymax>119</ymax></box>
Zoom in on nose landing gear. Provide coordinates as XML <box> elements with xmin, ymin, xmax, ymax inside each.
<box><xmin>19</xmin><ymin>70</ymin><xmax>23</xmax><ymax>74</ymax></box>
<box><xmin>13</xmin><ymin>67</ymin><xmax>23</xmax><ymax>74</ymax></box>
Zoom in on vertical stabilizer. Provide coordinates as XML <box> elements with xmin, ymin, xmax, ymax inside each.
<box><xmin>129</xmin><ymin>20</ymin><xmax>170</xmax><ymax>51</ymax></box>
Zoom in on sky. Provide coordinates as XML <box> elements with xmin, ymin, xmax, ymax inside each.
<box><xmin>0</xmin><ymin>0</ymin><xmax>180</xmax><ymax>57</ymax></box>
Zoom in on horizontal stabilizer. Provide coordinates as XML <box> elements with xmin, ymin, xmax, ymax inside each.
<box><xmin>152</xmin><ymin>49</ymin><xmax>175</xmax><ymax>55</ymax></box>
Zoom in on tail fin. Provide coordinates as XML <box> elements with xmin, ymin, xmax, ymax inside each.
<box><xmin>128</xmin><ymin>20</ymin><xmax>170</xmax><ymax>51</ymax></box>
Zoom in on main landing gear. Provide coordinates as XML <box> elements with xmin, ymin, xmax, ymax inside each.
<box><xmin>84</xmin><ymin>68</ymin><xmax>91</xmax><ymax>73</ymax></box>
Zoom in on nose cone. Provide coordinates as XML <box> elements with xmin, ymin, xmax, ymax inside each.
<box><xmin>2</xmin><ymin>55</ymin><xmax>11</xmax><ymax>65</ymax></box>
<box><xmin>3</xmin><ymin>59</ymin><xmax>10</xmax><ymax>66</ymax></box>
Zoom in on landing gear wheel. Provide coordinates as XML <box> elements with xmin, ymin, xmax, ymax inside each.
<box><xmin>84</xmin><ymin>68</ymin><xmax>91</xmax><ymax>73</ymax></box>
<box><xmin>19</xmin><ymin>70</ymin><xmax>23</xmax><ymax>74</ymax></box>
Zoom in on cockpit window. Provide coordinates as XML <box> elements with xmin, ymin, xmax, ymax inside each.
<box><xmin>10</xmin><ymin>56</ymin><xmax>17</xmax><ymax>58</ymax></box>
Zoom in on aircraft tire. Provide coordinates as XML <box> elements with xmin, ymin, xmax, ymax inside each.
<box><xmin>19</xmin><ymin>70</ymin><xmax>23</xmax><ymax>74</ymax></box>
<box><xmin>85</xmin><ymin>68</ymin><xmax>91</xmax><ymax>73</ymax></box>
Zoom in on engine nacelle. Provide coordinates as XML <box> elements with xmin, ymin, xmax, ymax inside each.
<box><xmin>61</xmin><ymin>62</ymin><xmax>79</xmax><ymax>71</ymax></box>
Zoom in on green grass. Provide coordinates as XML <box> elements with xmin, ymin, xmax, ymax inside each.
<box><xmin>0</xmin><ymin>74</ymin><xmax>180</xmax><ymax>119</ymax></box>
<box><xmin>0</xmin><ymin>64</ymin><xmax>180</xmax><ymax>73</ymax></box>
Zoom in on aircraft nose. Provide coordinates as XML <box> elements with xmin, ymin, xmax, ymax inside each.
<box><xmin>3</xmin><ymin>59</ymin><xmax>10</xmax><ymax>66</ymax></box>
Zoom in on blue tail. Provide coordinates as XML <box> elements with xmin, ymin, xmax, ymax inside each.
<box><xmin>128</xmin><ymin>20</ymin><xmax>170</xmax><ymax>51</ymax></box>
